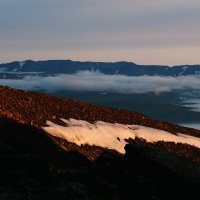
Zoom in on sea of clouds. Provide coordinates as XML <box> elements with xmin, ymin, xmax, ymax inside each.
<box><xmin>0</xmin><ymin>71</ymin><xmax>200</xmax><ymax>94</ymax></box>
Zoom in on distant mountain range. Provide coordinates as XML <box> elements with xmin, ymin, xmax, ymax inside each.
<box><xmin>1</xmin><ymin>60</ymin><xmax>200</xmax><ymax>77</ymax></box>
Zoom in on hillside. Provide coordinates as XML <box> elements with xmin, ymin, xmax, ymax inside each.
<box><xmin>1</xmin><ymin>85</ymin><xmax>200</xmax><ymax>136</ymax></box>
<box><xmin>1</xmin><ymin>85</ymin><xmax>200</xmax><ymax>199</ymax></box>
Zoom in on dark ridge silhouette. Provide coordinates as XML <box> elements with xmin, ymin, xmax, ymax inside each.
<box><xmin>1</xmin><ymin>59</ymin><xmax>200</xmax><ymax>76</ymax></box>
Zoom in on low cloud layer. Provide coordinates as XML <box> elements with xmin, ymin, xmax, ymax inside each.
<box><xmin>0</xmin><ymin>71</ymin><xmax>200</xmax><ymax>94</ymax></box>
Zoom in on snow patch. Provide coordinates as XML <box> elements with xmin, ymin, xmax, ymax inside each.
<box><xmin>179</xmin><ymin>66</ymin><xmax>189</xmax><ymax>75</ymax></box>
<box><xmin>19</xmin><ymin>61</ymin><xmax>25</xmax><ymax>67</ymax></box>
<box><xmin>12</xmin><ymin>68</ymin><xmax>18</xmax><ymax>72</ymax></box>
<box><xmin>42</xmin><ymin>118</ymin><xmax>200</xmax><ymax>154</ymax></box>
<box><xmin>182</xmin><ymin>66</ymin><xmax>189</xmax><ymax>71</ymax></box>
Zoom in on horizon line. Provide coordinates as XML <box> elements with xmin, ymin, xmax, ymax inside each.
<box><xmin>1</xmin><ymin>59</ymin><xmax>199</xmax><ymax>67</ymax></box>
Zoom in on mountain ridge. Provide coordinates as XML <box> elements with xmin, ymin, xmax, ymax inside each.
<box><xmin>1</xmin><ymin>59</ymin><xmax>200</xmax><ymax>76</ymax></box>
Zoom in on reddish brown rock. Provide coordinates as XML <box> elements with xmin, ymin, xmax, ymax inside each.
<box><xmin>1</xmin><ymin>85</ymin><xmax>200</xmax><ymax>138</ymax></box>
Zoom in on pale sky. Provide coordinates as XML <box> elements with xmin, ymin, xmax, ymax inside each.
<box><xmin>0</xmin><ymin>0</ymin><xmax>200</xmax><ymax>65</ymax></box>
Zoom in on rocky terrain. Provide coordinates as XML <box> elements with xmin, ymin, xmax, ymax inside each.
<box><xmin>1</xmin><ymin>85</ymin><xmax>200</xmax><ymax>137</ymax></box>
<box><xmin>1</xmin><ymin>85</ymin><xmax>200</xmax><ymax>199</ymax></box>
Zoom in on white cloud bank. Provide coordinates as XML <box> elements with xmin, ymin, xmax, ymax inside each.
<box><xmin>180</xmin><ymin>123</ymin><xmax>200</xmax><ymax>130</ymax></box>
<box><xmin>42</xmin><ymin>118</ymin><xmax>200</xmax><ymax>154</ymax></box>
<box><xmin>183</xmin><ymin>99</ymin><xmax>200</xmax><ymax>112</ymax></box>
<box><xmin>1</xmin><ymin>71</ymin><xmax>200</xmax><ymax>94</ymax></box>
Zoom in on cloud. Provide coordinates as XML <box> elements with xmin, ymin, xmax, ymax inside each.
<box><xmin>1</xmin><ymin>71</ymin><xmax>200</xmax><ymax>94</ymax></box>
<box><xmin>180</xmin><ymin>123</ymin><xmax>200</xmax><ymax>130</ymax></box>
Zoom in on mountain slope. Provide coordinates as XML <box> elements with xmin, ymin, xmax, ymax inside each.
<box><xmin>1</xmin><ymin>85</ymin><xmax>200</xmax><ymax>159</ymax></box>
<box><xmin>1</xmin><ymin>85</ymin><xmax>200</xmax><ymax>199</ymax></box>
<box><xmin>1</xmin><ymin>85</ymin><xmax>200</xmax><ymax>136</ymax></box>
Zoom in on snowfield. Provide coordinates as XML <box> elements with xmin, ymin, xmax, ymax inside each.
<box><xmin>42</xmin><ymin>118</ymin><xmax>200</xmax><ymax>154</ymax></box>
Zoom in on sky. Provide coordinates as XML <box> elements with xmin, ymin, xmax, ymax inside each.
<box><xmin>0</xmin><ymin>0</ymin><xmax>200</xmax><ymax>65</ymax></box>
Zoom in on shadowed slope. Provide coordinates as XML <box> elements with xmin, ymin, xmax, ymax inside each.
<box><xmin>0</xmin><ymin>116</ymin><xmax>200</xmax><ymax>200</ymax></box>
